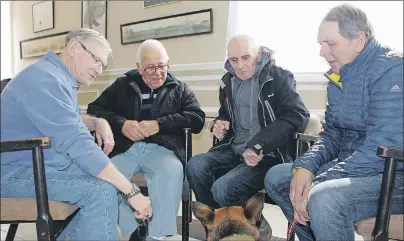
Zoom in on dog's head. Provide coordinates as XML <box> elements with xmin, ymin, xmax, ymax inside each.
<box><xmin>191</xmin><ymin>192</ymin><xmax>271</xmax><ymax>241</ymax></box>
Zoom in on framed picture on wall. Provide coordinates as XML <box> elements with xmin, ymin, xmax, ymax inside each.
<box><xmin>144</xmin><ymin>0</ymin><xmax>178</xmax><ymax>8</ymax></box>
<box><xmin>32</xmin><ymin>1</ymin><xmax>54</xmax><ymax>33</ymax></box>
<box><xmin>81</xmin><ymin>1</ymin><xmax>107</xmax><ymax>38</ymax></box>
<box><xmin>121</xmin><ymin>8</ymin><xmax>213</xmax><ymax>45</ymax></box>
<box><xmin>20</xmin><ymin>31</ymin><xmax>69</xmax><ymax>59</ymax></box>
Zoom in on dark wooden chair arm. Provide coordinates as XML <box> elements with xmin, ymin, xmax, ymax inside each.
<box><xmin>292</xmin><ymin>132</ymin><xmax>319</xmax><ymax>142</ymax></box>
<box><xmin>292</xmin><ymin>133</ymin><xmax>319</xmax><ymax>159</ymax></box>
<box><xmin>377</xmin><ymin>146</ymin><xmax>404</xmax><ymax>161</ymax></box>
<box><xmin>1</xmin><ymin>137</ymin><xmax>50</xmax><ymax>152</ymax></box>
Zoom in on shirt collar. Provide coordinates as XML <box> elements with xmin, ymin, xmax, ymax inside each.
<box><xmin>44</xmin><ymin>51</ymin><xmax>80</xmax><ymax>89</ymax></box>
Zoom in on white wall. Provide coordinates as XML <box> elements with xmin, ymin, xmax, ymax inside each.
<box><xmin>1</xmin><ymin>1</ymin><xmax>13</xmax><ymax>79</ymax></box>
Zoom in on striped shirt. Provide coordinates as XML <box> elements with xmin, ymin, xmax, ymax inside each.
<box><xmin>137</xmin><ymin>79</ymin><xmax>162</xmax><ymax>121</ymax></box>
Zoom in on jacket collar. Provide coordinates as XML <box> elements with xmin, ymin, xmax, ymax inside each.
<box><xmin>44</xmin><ymin>51</ymin><xmax>79</xmax><ymax>89</ymax></box>
<box><xmin>339</xmin><ymin>38</ymin><xmax>379</xmax><ymax>80</ymax></box>
<box><xmin>220</xmin><ymin>63</ymin><xmax>273</xmax><ymax>96</ymax></box>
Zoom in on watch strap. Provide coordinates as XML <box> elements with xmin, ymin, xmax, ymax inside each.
<box><xmin>123</xmin><ymin>183</ymin><xmax>141</xmax><ymax>200</ymax></box>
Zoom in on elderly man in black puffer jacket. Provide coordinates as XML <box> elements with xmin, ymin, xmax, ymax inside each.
<box><xmin>186</xmin><ymin>34</ymin><xmax>310</xmax><ymax>209</ymax></box>
<box><xmin>87</xmin><ymin>39</ymin><xmax>205</xmax><ymax>241</ymax></box>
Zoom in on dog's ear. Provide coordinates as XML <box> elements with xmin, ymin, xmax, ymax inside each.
<box><xmin>191</xmin><ymin>201</ymin><xmax>215</xmax><ymax>226</ymax></box>
<box><xmin>242</xmin><ymin>192</ymin><xmax>265</xmax><ymax>225</ymax></box>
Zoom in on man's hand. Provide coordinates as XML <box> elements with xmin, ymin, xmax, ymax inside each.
<box><xmin>127</xmin><ymin>193</ymin><xmax>152</xmax><ymax>221</ymax></box>
<box><xmin>122</xmin><ymin>120</ymin><xmax>149</xmax><ymax>142</ymax></box>
<box><xmin>289</xmin><ymin>168</ymin><xmax>313</xmax><ymax>225</ymax></box>
<box><xmin>242</xmin><ymin>148</ymin><xmax>263</xmax><ymax>166</ymax></box>
<box><xmin>139</xmin><ymin>120</ymin><xmax>159</xmax><ymax>136</ymax></box>
<box><xmin>95</xmin><ymin>118</ymin><xmax>115</xmax><ymax>155</ymax></box>
<box><xmin>212</xmin><ymin>120</ymin><xmax>230</xmax><ymax>140</ymax></box>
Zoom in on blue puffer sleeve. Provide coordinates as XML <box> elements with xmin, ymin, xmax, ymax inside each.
<box><xmin>292</xmin><ymin>99</ymin><xmax>342</xmax><ymax>175</ymax></box>
<box><xmin>315</xmin><ymin>63</ymin><xmax>404</xmax><ymax>182</ymax></box>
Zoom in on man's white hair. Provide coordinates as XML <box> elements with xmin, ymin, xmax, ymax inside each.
<box><xmin>65</xmin><ymin>28</ymin><xmax>112</xmax><ymax>56</ymax></box>
<box><xmin>227</xmin><ymin>34</ymin><xmax>260</xmax><ymax>57</ymax></box>
<box><xmin>136</xmin><ymin>39</ymin><xmax>169</xmax><ymax>66</ymax></box>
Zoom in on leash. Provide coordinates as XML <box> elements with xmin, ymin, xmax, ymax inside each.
<box><xmin>287</xmin><ymin>219</ymin><xmax>298</xmax><ymax>241</ymax></box>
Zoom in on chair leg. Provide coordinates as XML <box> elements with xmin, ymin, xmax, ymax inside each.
<box><xmin>32</xmin><ymin>147</ymin><xmax>54</xmax><ymax>241</ymax></box>
<box><xmin>372</xmin><ymin>157</ymin><xmax>398</xmax><ymax>241</ymax></box>
<box><xmin>5</xmin><ymin>224</ymin><xmax>18</xmax><ymax>241</ymax></box>
<box><xmin>182</xmin><ymin>179</ymin><xmax>190</xmax><ymax>241</ymax></box>
<box><xmin>36</xmin><ymin>221</ymin><xmax>53</xmax><ymax>241</ymax></box>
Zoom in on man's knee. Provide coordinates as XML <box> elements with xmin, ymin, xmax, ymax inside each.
<box><xmin>211</xmin><ymin>176</ymin><xmax>242</xmax><ymax>207</ymax></box>
<box><xmin>160</xmin><ymin>156</ymin><xmax>183</xmax><ymax>182</ymax></box>
<box><xmin>110</xmin><ymin>152</ymin><xmax>130</xmax><ymax>171</ymax></box>
<box><xmin>82</xmin><ymin>180</ymin><xmax>119</xmax><ymax>210</ymax></box>
<box><xmin>186</xmin><ymin>153</ymin><xmax>211</xmax><ymax>179</ymax></box>
<box><xmin>264</xmin><ymin>163</ymin><xmax>293</xmax><ymax>194</ymax></box>
<box><xmin>307</xmin><ymin>184</ymin><xmax>346</xmax><ymax>222</ymax></box>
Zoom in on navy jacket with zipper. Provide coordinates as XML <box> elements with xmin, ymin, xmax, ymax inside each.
<box><xmin>293</xmin><ymin>38</ymin><xmax>403</xmax><ymax>184</ymax></box>
<box><xmin>211</xmin><ymin>49</ymin><xmax>310</xmax><ymax>163</ymax></box>
<box><xmin>87</xmin><ymin>69</ymin><xmax>205</xmax><ymax>162</ymax></box>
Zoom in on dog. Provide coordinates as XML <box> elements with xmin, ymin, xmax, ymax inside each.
<box><xmin>191</xmin><ymin>192</ymin><xmax>272</xmax><ymax>241</ymax></box>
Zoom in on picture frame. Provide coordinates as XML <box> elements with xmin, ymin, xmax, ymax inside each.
<box><xmin>120</xmin><ymin>8</ymin><xmax>213</xmax><ymax>45</ymax></box>
<box><xmin>143</xmin><ymin>0</ymin><xmax>178</xmax><ymax>8</ymax></box>
<box><xmin>20</xmin><ymin>31</ymin><xmax>69</xmax><ymax>59</ymax></box>
<box><xmin>81</xmin><ymin>1</ymin><xmax>107</xmax><ymax>38</ymax></box>
<box><xmin>32</xmin><ymin>1</ymin><xmax>54</xmax><ymax>33</ymax></box>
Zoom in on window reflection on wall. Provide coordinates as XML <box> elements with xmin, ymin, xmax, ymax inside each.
<box><xmin>228</xmin><ymin>1</ymin><xmax>403</xmax><ymax>73</ymax></box>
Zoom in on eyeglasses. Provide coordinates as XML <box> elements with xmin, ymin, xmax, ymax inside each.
<box><xmin>77</xmin><ymin>40</ymin><xmax>108</xmax><ymax>71</ymax></box>
<box><xmin>141</xmin><ymin>63</ymin><xmax>169</xmax><ymax>75</ymax></box>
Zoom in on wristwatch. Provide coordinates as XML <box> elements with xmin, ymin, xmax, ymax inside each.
<box><xmin>251</xmin><ymin>143</ymin><xmax>263</xmax><ymax>155</ymax></box>
<box><xmin>123</xmin><ymin>183</ymin><xmax>141</xmax><ymax>200</ymax></box>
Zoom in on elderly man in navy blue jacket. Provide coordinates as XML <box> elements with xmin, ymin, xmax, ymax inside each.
<box><xmin>265</xmin><ymin>4</ymin><xmax>403</xmax><ymax>241</ymax></box>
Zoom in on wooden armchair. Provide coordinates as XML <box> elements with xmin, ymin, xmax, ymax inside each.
<box><xmin>287</xmin><ymin>139</ymin><xmax>404</xmax><ymax>241</ymax></box>
<box><xmin>355</xmin><ymin>146</ymin><xmax>404</xmax><ymax>241</ymax></box>
<box><xmin>288</xmin><ymin>139</ymin><xmax>404</xmax><ymax>241</ymax></box>
<box><xmin>284</xmin><ymin>122</ymin><xmax>404</xmax><ymax>241</ymax></box>
<box><xmin>0</xmin><ymin>137</ymin><xmax>78</xmax><ymax>241</ymax></box>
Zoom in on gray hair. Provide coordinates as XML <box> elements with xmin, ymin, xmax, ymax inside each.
<box><xmin>136</xmin><ymin>39</ymin><xmax>169</xmax><ymax>66</ymax></box>
<box><xmin>323</xmin><ymin>3</ymin><xmax>374</xmax><ymax>42</ymax></box>
<box><xmin>65</xmin><ymin>28</ymin><xmax>112</xmax><ymax>56</ymax></box>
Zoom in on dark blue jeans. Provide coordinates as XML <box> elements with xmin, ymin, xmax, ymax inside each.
<box><xmin>186</xmin><ymin>147</ymin><xmax>281</xmax><ymax>208</ymax></box>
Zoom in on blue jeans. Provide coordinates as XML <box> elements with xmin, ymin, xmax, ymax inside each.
<box><xmin>186</xmin><ymin>147</ymin><xmax>281</xmax><ymax>208</ymax></box>
<box><xmin>1</xmin><ymin>163</ymin><xmax>120</xmax><ymax>240</ymax></box>
<box><xmin>265</xmin><ymin>162</ymin><xmax>404</xmax><ymax>241</ymax></box>
<box><xmin>111</xmin><ymin>142</ymin><xmax>183</xmax><ymax>237</ymax></box>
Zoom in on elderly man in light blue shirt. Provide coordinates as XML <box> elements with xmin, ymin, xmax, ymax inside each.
<box><xmin>1</xmin><ymin>28</ymin><xmax>152</xmax><ymax>240</ymax></box>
